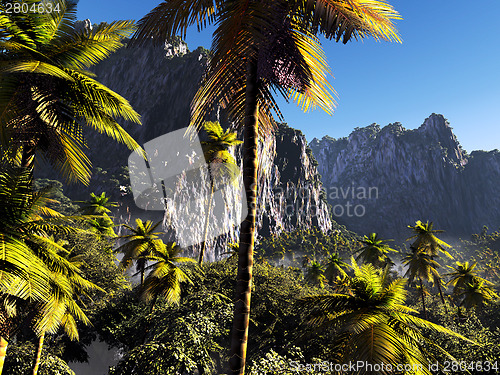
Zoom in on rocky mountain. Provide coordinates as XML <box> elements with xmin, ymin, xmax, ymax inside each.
<box><xmin>35</xmin><ymin>27</ymin><xmax>500</xmax><ymax>245</ymax></box>
<box><xmin>36</xmin><ymin>37</ymin><xmax>333</xmax><ymax>260</ymax></box>
<box><xmin>310</xmin><ymin>113</ymin><xmax>500</xmax><ymax>240</ymax></box>
<box><xmin>84</xmin><ymin>39</ymin><xmax>210</xmax><ymax>171</ymax></box>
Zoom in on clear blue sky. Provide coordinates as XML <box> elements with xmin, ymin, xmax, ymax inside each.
<box><xmin>77</xmin><ymin>0</ymin><xmax>500</xmax><ymax>152</ymax></box>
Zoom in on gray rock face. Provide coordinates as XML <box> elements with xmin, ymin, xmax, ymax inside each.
<box><xmin>43</xmin><ymin>39</ymin><xmax>331</xmax><ymax>258</ymax></box>
<box><xmin>74</xmin><ymin>19</ymin><xmax>92</xmax><ymax>33</ymax></box>
<box><xmin>256</xmin><ymin>124</ymin><xmax>332</xmax><ymax>237</ymax></box>
<box><xmin>85</xmin><ymin>40</ymin><xmax>210</xmax><ymax>170</ymax></box>
<box><xmin>310</xmin><ymin>113</ymin><xmax>500</xmax><ymax>239</ymax></box>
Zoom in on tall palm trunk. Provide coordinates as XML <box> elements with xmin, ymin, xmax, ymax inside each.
<box><xmin>199</xmin><ymin>182</ymin><xmax>215</xmax><ymax>264</ymax></box>
<box><xmin>436</xmin><ymin>279</ymin><xmax>449</xmax><ymax>314</ymax></box>
<box><xmin>32</xmin><ymin>332</ymin><xmax>45</xmax><ymax>375</ymax></box>
<box><xmin>419</xmin><ymin>277</ymin><xmax>427</xmax><ymax>319</ymax></box>
<box><xmin>21</xmin><ymin>137</ymin><xmax>39</xmax><ymax>170</ymax></box>
<box><xmin>229</xmin><ymin>60</ymin><xmax>259</xmax><ymax>375</ymax></box>
<box><xmin>0</xmin><ymin>337</ymin><xmax>8</xmax><ymax>375</ymax></box>
<box><xmin>138</xmin><ymin>258</ymin><xmax>146</xmax><ymax>285</ymax></box>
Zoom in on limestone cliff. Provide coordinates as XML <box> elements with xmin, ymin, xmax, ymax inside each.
<box><xmin>38</xmin><ymin>40</ymin><xmax>332</xmax><ymax>259</ymax></box>
<box><xmin>310</xmin><ymin>114</ymin><xmax>500</xmax><ymax>239</ymax></box>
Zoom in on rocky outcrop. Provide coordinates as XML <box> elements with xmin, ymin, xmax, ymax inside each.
<box><xmin>84</xmin><ymin>39</ymin><xmax>209</xmax><ymax>171</ymax></box>
<box><xmin>257</xmin><ymin>124</ymin><xmax>332</xmax><ymax>237</ymax></box>
<box><xmin>37</xmin><ymin>39</ymin><xmax>332</xmax><ymax>259</ymax></box>
<box><xmin>310</xmin><ymin>113</ymin><xmax>500</xmax><ymax>239</ymax></box>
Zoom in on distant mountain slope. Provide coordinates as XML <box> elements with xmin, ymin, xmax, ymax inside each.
<box><xmin>36</xmin><ymin>38</ymin><xmax>333</xmax><ymax>255</ymax></box>
<box><xmin>85</xmin><ymin>39</ymin><xmax>210</xmax><ymax>170</ymax></box>
<box><xmin>310</xmin><ymin>113</ymin><xmax>500</xmax><ymax>239</ymax></box>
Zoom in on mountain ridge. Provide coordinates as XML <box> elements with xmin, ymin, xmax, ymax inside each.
<box><xmin>35</xmin><ymin>38</ymin><xmax>335</xmax><ymax>260</ymax></box>
<box><xmin>310</xmin><ymin>113</ymin><xmax>500</xmax><ymax>239</ymax></box>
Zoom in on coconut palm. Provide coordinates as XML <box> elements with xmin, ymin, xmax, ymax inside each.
<box><xmin>323</xmin><ymin>252</ymin><xmax>349</xmax><ymax>283</ymax></box>
<box><xmin>0</xmin><ymin>168</ymin><xmax>91</xmax><ymax>374</ymax></box>
<box><xmin>131</xmin><ymin>1</ymin><xmax>401</xmax><ymax>372</ymax></box>
<box><xmin>406</xmin><ymin>221</ymin><xmax>453</xmax><ymax>314</ymax></box>
<box><xmin>140</xmin><ymin>242</ymin><xmax>195</xmax><ymax>344</ymax></box>
<box><xmin>407</xmin><ymin>220</ymin><xmax>453</xmax><ymax>258</ymax></box>
<box><xmin>354</xmin><ymin>232</ymin><xmax>397</xmax><ymax>268</ymax></box>
<box><xmin>0</xmin><ymin>169</ymin><xmax>62</xmax><ymax>374</ymax></box>
<box><xmin>86</xmin><ymin>214</ymin><xmax>116</xmax><ymax>238</ymax></box>
<box><xmin>31</xmin><ymin>243</ymin><xmax>103</xmax><ymax>375</ymax></box>
<box><xmin>298</xmin><ymin>261</ymin><xmax>472</xmax><ymax>374</ymax></box>
<box><xmin>0</xmin><ymin>0</ymin><xmax>141</xmax><ymax>184</ymax></box>
<box><xmin>0</xmin><ymin>170</ymin><xmax>52</xmax><ymax>302</ymax></box>
<box><xmin>198</xmin><ymin>121</ymin><xmax>242</xmax><ymax>264</ymax></box>
<box><xmin>141</xmin><ymin>242</ymin><xmax>195</xmax><ymax>307</ymax></box>
<box><xmin>305</xmin><ymin>261</ymin><xmax>326</xmax><ymax>288</ymax></box>
<box><xmin>402</xmin><ymin>247</ymin><xmax>443</xmax><ymax>319</ymax></box>
<box><xmin>77</xmin><ymin>192</ymin><xmax>117</xmax><ymax>238</ymax></box>
<box><xmin>459</xmin><ymin>280</ymin><xmax>498</xmax><ymax>310</ymax></box>
<box><xmin>445</xmin><ymin>261</ymin><xmax>490</xmax><ymax>296</ymax></box>
<box><xmin>77</xmin><ymin>192</ymin><xmax>118</xmax><ymax>215</ymax></box>
<box><xmin>115</xmin><ymin>219</ymin><xmax>165</xmax><ymax>285</ymax></box>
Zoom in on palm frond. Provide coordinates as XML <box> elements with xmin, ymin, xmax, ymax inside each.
<box><xmin>131</xmin><ymin>0</ymin><xmax>219</xmax><ymax>45</ymax></box>
<box><xmin>299</xmin><ymin>0</ymin><xmax>401</xmax><ymax>43</ymax></box>
<box><xmin>0</xmin><ymin>60</ymin><xmax>75</xmax><ymax>81</ymax></box>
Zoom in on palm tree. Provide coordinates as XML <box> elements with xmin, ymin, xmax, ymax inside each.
<box><xmin>0</xmin><ymin>168</ymin><xmax>91</xmax><ymax>374</ymax></box>
<box><xmin>406</xmin><ymin>221</ymin><xmax>453</xmax><ymax>314</ymax></box>
<box><xmin>298</xmin><ymin>261</ymin><xmax>472</xmax><ymax>373</ymax></box>
<box><xmin>140</xmin><ymin>242</ymin><xmax>195</xmax><ymax>344</ymax></box>
<box><xmin>0</xmin><ymin>0</ymin><xmax>141</xmax><ymax>184</ymax></box>
<box><xmin>31</xmin><ymin>243</ymin><xmax>103</xmax><ymax>375</ymax></box>
<box><xmin>86</xmin><ymin>213</ymin><xmax>116</xmax><ymax>238</ymax></box>
<box><xmin>0</xmin><ymin>169</ymin><xmax>61</xmax><ymax>373</ymax></box>
<box><xmin>445</xmin><ymin>261</ymin><xmax>489</xmax><ymax>296</ymax></box>
<box><xmin>407</xmin><ymin>220</ymin><xmax>453</xmax><ymax>258</ymax></box>
<box><xmin>459</xmin><ymin>280</ymin><xmax>498</xmax><ymax>310</ymax></box>
<box><xmin>198</xmin><ymin>121</ymin><xmax>242</xmax><ymax>264</ymax></box>
<box><xmin>141</xmin><ymin>242</ymin><xmax>195</xmax><ymax>307</ymax></box>
<box><xmin>323</xmin><ymin>252</ymin><xmax>349</xmax><ymax>283</ymax></box>
<box><xmin>131</xmin><ymin>1</ymin><xmax>401</xmax><ymax>372</ymax></box>
<box><xmin>354</xmin><ymin>233</ymin><xmax>397</xmax><ymax>268</ymax></box>
<box><xmin>77</xmin><ymin>192</ymin><xmax>117</xmax><ymax>238</ymax></box>
<box><xmin>77</xmin><ymin>192</ymin><xmax>118</xmax><ymax>215</ymax></box>
<box><xmin>115</xmin><ymin>219</ymin><xmax>165</xmax><ymax>285</ymax></box>
<box><xmin>402</xmin><ymin>247</ymin><xmax>442</xmax><ymax>319</ymax></box>
<box><xmin>0</xmin><ymin>170</ymin><xmax>52</xmax><ymax>299</ymax></box>
<box><xmin>305</xmin><ymin>261</ymin><xmax>326</xmax><ymax>288</ymax></box>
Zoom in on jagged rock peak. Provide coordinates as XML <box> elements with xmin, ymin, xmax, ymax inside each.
<box><xmin>74</xmin><ymin>19</ymin><xmax>92</xmax><ymax>33</ymax></box>
<box><xmin>317</xmin><ymin>114</ymin><xmax>467</xmax><ymax>166</ymax></box>
<box><xmin>380</xmin><ymin>122</ymin><xmax>404</xmax><ymax>134</ymax></box>
<box><xmin>419</xmin><ymin>113</ymin><xmax>450</xmax><ymax>132</ymax></box>
<box><xmin>418</xmin><ymin>113</ymin><xmax>466</xmax><ymax>165</ymax></box>
<box><xmin>418</xmin><ymin>113</ymin><xmax>455</xmax><ymax>140</ymax></box>
<box><xmin>309</xmin><ymin>113</ymin><xmax>499</xmax><ymax>239</ymax></box>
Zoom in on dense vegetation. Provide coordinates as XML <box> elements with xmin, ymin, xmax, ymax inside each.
<box><xmin>2</xmin><ymin>176</ymin><xmax>499</xmax><ymax>374</ymax></box>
